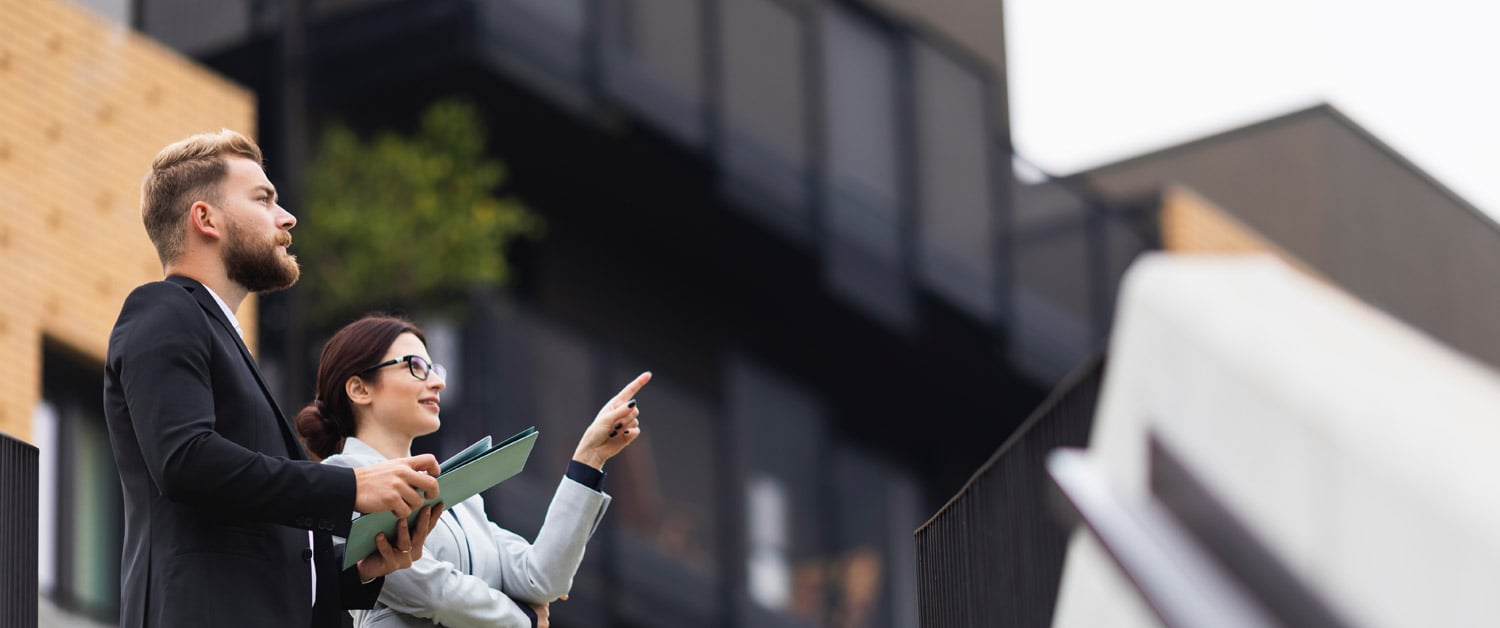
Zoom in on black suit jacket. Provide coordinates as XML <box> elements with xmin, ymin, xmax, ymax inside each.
<box><xmin>103</xmin><ymin>276</ymin><xmax>381</xmax><ymax>627</ymax></box>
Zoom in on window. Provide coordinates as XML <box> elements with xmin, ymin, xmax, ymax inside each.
<box><xmin>718</xmin><ymin>0</ymin><xmax>813</xmax><ymax>238</ymax></box>
<box><xmin>731</xmin><ymin>359</ymin><xmax>827</xmax><ymax>624</ymax></box>
<box><xmin>731</xmin><ymin>357</ymin><xmax>921</xmax><ymax>628</ymax></box>
<box><xmin>609</xmin><ymin>360</ymin><xmax>720</xmax><ymax>572</ymax></box>
<box><xmin>478</xmin><ymin>305</ymin><xmax>722</xmax><ymax>622</ymax></box>
<box><xmin>38</xmin><ymin>342</ymin><xmax>122</xmax><ymax>624</ymax></box>
<box><xmin>481</xmin><ymin>0</ymin><xmax>591</xmax><ymax>99</ymax></box>
<box><xmin>482</xmin><ymin>307</ymin><xmax>600</xmax><ymax>537</ymax></box>
<box><xmin>601</xmin><ymin>0</ymin><xmax>707</xmax><ymax>145</ymax></box>
<box><xmin>138</xmin><ymin>0</ymin><xmax>252</xmax><ymax>56</ymax></box>
<box><xmin>820</xmin><ymin>5</ymin><xmax>912</xmax><ymax>330</ymax></box>
<box><xmin>1009</xmin><ymin>181</ymin><xmax>1099</xmax><ymax>381</ymax></box>
<box><xmin>823</xmin><ymin>447</ymin><xmax>920</xmax><ymax>628</ymax></box>
<box><xmin>912</xmin><ymin>41</ymin><xmax>998</xmax><ymax>321</ymax></box>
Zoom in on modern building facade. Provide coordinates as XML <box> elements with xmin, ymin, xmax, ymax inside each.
<box><xmin>17</xmin><ymin>0</ymin><xmax>1078</xmax><ymax>626</ymax></box>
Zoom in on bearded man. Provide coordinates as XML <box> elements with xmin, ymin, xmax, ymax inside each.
<box><xmin>103</xmin><ymin>130</ymin><xmax>444</xmax><ymax>627</ymax></box>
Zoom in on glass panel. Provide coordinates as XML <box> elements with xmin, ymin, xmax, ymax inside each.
<box><xmin>70</xmin><ymin>416</ymin><xmax>119</xmax><ymax>616</ymax></box>
<box><xmin>820</xmin><ymin>5</ymin><xmax>911</xmax><ymax>329</ymax></box>
<box><xmin>913</xmin><ymin>42</ymin><xmax>997</xmax><ymax>320</ymax></box>
<box><xmin>826</xmin><ymin>447</ymin><xmax>920</xmax><ymax>628</ymax></box>
<box><xmin>608</xmin><ymin>359</ymin><xmax>723</xmax><ymax>623</ymax></box>
<box><xmin>610</xmin><ymin>363</ymin><xmax>720</xmax><ymax>576</ymax></box>
<box><xmin>821</xmin><ymin>5</ymin><xmax>901</xmax><ymax>245</ymax></box>
<box><xmin>731</xmin><ymin>358</ymin><xmax>827</xmax><ymax>624</ymax></box>
<box><xmin>503</xmin><ymin>0</ymin><xmax>586</xmax><ymax>36</ymax></box>
<box><xmin>600</xmin><ymin>0</ymin><xmax>706</xmax><ymax>144</ymax></box>
<box><xmin>605</xmin><ymin>0</ymin><xmax>703</xmax><ymax>106</ymax></box>
<box><xmin>486</xmin><ymin>307</ymin><xmax>597</xmax><ymax>518</ymax></box>
<box><xmin>139</xmin><ymin>0</ymin><xmax>251</xmax><ymax>56</ymax></box>
<box><xmin>43</xmin><ymin>343</ymin><xmax>122</xmax><ymax>622</ymax></box>
<box><xmin>481</xmin><ymin>0</ymin><xmax>591</xmax><ymax>98</ymax></box>
<box><xmin>1010</xmin><ymin>181</ymin><xmax>1096</xmax><ymax>382</ymax></box>
<box><xmin>719</xmin><ymin>0</ymin><xmax>811</xmax><ymax>234</ymax></box>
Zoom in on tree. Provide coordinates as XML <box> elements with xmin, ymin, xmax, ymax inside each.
<box><xmin>298</xmin><ymin>100</ymin><xmax>541</xmax><ymax>324</ymax></box>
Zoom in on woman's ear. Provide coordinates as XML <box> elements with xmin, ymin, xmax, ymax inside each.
<box><xmin>346</xmin><ymin>376</ymin><xmax>374</xmax><ymax>407</ymax></box>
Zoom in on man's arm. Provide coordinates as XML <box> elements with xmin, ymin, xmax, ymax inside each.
<box><xmin>112</xmin><ymin>283</ymin><xmax>437</xmax><ymax>529</ymax></box>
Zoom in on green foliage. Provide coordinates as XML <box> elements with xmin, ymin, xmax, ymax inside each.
<box><xmin>299</xmin><ymin>100</ymin><xmax>541</xmax><ymax>323</ymax></box>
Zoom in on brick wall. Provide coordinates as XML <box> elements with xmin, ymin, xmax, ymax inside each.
<box><xmin>0</xmin><ymin>0</ymin><xmax>256</xmax><ymax>441</ymax></box>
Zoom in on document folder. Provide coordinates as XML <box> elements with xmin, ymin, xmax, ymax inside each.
<box><xmin>342</xmin><ymin>427</ymin><xmax>539</xmax><ymax>568</ymax></box>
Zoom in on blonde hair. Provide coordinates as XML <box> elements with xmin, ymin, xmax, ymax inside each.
<box><xmin>140</xmin><ymin>129</ymin><xmax>264</xmax><ymax>265</ymax></box>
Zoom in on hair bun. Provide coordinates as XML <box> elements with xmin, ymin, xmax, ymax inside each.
<box><xmin>295</xmin><ymin>399</ymin><xmax>342</xmax><ymax>460</ymax></box>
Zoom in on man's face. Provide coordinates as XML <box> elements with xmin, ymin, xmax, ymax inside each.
<box><xmin>218</xmin><ymin>157</ymin><xmax>300</xmax><ymax>293</ymax></box>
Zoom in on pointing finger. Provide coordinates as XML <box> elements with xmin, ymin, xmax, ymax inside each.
<box><xmin>610</xmin><ymin>372</ymin><xmax>652</xmax><ymax>406</ymax></box>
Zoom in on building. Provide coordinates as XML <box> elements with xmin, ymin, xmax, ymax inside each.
<box><xmin>916</xmin><ymin>104</ymin><xmax>1500</xmax><ymax>625</ymax></box>
<box><xmin>0</xmin><ymin>1</ymin><xmax>258</xmax><ymax>624</ymax></box>
<box><xmin>12</xmin><ymin>0</ymin><xmax>1076</xmax><ymax>626</ymax></box>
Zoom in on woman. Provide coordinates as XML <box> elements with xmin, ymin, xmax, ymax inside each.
<box><xmin>295</xmin><ymin>316</ymin><xmax>649</xmax><ymax>627</ymax></box>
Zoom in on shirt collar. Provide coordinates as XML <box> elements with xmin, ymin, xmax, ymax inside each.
<box><xmin>200</xmin><ymin>284</ymin><xmax>245</xmax><ymax>339</ymax></box>
<box><xmin>338</xmin><ymin>436</ymin><xmax>389</xmax><ymax>463</ymax></box>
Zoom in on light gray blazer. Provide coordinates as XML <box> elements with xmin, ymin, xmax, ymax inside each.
<box><xmin>323</xmin><ymin>437</ymin><xmax>611</xmax><ymax>627</ymax></box>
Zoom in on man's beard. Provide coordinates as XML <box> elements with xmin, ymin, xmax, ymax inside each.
<box><xmin>223</xmin><ymin>218</ymin><xmax>300</xmax><ymax>293</ymax></box>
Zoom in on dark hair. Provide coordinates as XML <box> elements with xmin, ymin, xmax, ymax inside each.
<box><xmin>295</xmin><ymin>315</ymin><xmax>426</xmax><ymax>460</ymax></box>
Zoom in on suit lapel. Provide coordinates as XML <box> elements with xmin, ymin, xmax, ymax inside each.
<box><xmin>166</xmin><ymin>275</ymin><xmax>309</xmax><ymax>460</ymax></box>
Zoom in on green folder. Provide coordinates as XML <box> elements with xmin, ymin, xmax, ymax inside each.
<box><xmin>342</xmin><ymin>427</ymin><xmax>539</xmax><ymax>569</ymax></box>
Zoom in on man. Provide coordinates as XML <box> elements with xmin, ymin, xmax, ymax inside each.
<box><xmin>103</xmin><ymin>129</ymin><xmax>443</xmax><ymax>626</ymax></box>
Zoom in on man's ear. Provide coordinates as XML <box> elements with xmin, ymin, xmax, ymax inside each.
<box><xmin>189</xmin><ymin>200</ymin><xmax>223</xmax><ymax>241</ymax></box>
<box><xmin>346</xmin><ymin>376</ymin><xmax>374</xmax><ymax>406</ymax></box>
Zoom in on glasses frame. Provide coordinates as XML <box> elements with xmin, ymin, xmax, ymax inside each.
<box><xmin>357</xmin><ymin>355</ymin><xmax>446</xmax><ymax>382</ymax></box>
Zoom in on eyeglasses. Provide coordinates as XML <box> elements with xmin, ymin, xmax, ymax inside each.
<box><xmin>359</xmin><ymin>355</ymin><xmax>447</xmax><ymax>382</ymax></box>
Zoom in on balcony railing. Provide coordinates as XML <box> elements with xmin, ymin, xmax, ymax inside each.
<box><xmin>913</xmin><ymin>355</ymin><xmax>1104</xmax><ymax>627</ymax></box>
<box><xmin>1</xmin><ymin>431</ymin><xmax>39</xmax><ymax>627</ymax></box>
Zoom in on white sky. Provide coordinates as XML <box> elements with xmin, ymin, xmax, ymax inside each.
<box><xmin>1005</xmin><ymin>0</ymin><xmax>1500</xmax><ymax>218</ymax></box>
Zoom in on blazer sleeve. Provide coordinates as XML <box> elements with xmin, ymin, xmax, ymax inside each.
<box><xmin>494</xmin><ymin>477</ymin><xmax>611</xmax><ymax>604</ymax></box>
<box><xmin>374</xmin><ymin>555</ymin><xmax>536</xmax><ymax>628</ymax></box>
<box><xmin>333</xmin><ymin>544</ymin><xmax>383</xmax><ymax>609</ymax></box>
<box><xmin>111</xmin><ymin>282</ymin><xmax>356</xmax><ymax>529</ymax></box>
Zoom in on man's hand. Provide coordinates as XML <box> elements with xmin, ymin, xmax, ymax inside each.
<box><xmin>353</xmin><ymin>455</ymin><xmax>440</xmax><ymax>517</ymax></box>
<box><xmin>356</xmin><ymin>504</ymin><xmax>441</xmax><ymax>581</ymax></box>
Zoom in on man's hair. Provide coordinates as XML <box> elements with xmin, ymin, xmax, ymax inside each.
<box><xmin>140</xmin><ymin>129</ymin><xmax>264</xmax><ymax>265</ymax></box>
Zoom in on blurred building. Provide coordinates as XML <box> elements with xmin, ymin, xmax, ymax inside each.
<box><xmin>122</xmin><ymin>0</ymin><xmax>1071</xmax><ymax>627</ymax></box>
<box><xmin>918</xmin><ymin>106</ymin><xmax>1500</xmax><ymax>625</ymax></box>
<box><xmin>1080</xmin><ymin>104</ymin><xmax>1500</xmax><ymax>368</ymax></box>
<box><xmin>0</xmin><ymin>1</ymin><xmax>258</xmax><ymax>625</ymax></box>
<box><xmin>25</xmin><ymin>0</ymin><xmax>1482</xmax><ymax>627</ymax></box>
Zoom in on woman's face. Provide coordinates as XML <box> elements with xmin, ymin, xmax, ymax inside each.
<box><xmin>361</xmin><ymin>332</ymin><xmax>445</xmax><ymax>439</ymax></box>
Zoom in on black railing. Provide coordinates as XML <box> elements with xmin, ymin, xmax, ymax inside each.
<box><xmin>913</xmin><ymin>355</ymin><xmax>1104</xmax><ymax>627</ymax></box>
<box><xmin>0</xmin><ymin>431</ymin><xmax>38</xmax><ymax>627</ymax></box>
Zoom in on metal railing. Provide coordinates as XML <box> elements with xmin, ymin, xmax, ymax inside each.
<box><xmin>913</xmin><ymin>355</ymin><xmax>1104</xmax><ymax>627</ymax></box>
<box><xmin>0</xmin><ymin>431</ymin><xmax>39</xmax><ymax>627</ymax></box>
